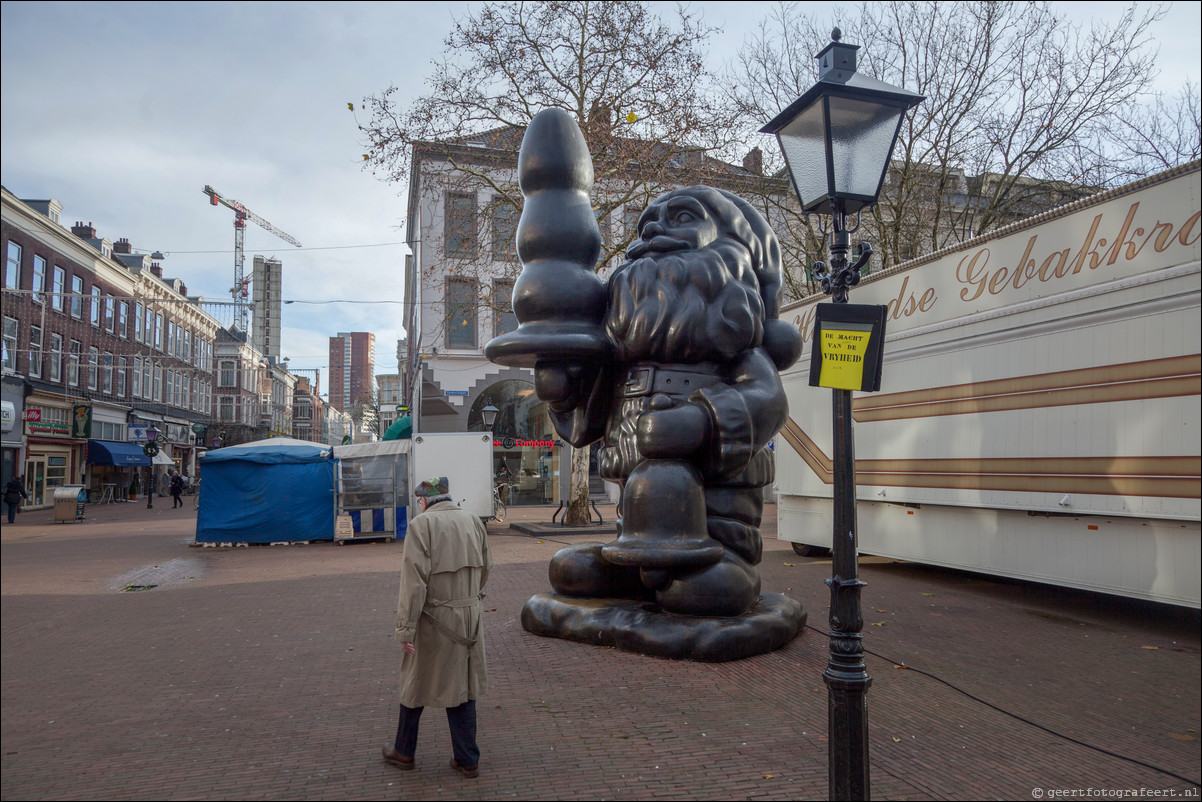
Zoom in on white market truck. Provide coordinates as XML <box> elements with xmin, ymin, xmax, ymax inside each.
<box><xmin>775</xmin><ymin>162</ymin><xmax>1201</xmax><ymax>608</ymax></box>
<box><xmin>411</xmin><ymin>432</ymin><xmax>494</xmax><ymax>519</ymax></box>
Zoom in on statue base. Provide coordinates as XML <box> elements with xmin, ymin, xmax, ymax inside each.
<box><xmin>520</xmin><ymin>592</ymin><xmax>806</xmax><ymax>662</ymax></box>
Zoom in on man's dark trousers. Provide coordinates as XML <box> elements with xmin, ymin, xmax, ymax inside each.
<box><xmin>394</xmin><ymin>701</ymin><xmax>479</xmax><ymax>768</ymax></box>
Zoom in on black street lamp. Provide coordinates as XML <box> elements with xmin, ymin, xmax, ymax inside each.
<box><xmin>145</xmin><ymin>424</ymin><xmax>160</xmax><ymax>510</ymax></box>
<box><xmin>762</xmin><ymin>29</ymin><xmax>923</xmax><ymax>802</ymax></box>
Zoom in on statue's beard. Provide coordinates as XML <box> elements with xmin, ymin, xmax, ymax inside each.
<box><xmin>606</xmin><ymin>244</ymin><xmax>764</xmax><ymax>365</ymax></box>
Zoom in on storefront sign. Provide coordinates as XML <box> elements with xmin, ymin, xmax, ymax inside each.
<box><xmin>22</xmin><ymin>408</ymin><xmax>41</xmax><ymax>422</ymax></box>
<box><xmin>70</xmin><ymin>405</ymin><xmax>92</xmax><ymax>439</ymax></box>
<box><xmin>493</xmin><ymin>438</ymin><xmax>560</xmax><ymax>449</ymax></box>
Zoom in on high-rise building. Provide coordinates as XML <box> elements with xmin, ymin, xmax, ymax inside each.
<box><xmin>327</xmin><ymin>331</ymin><xmax>374</xmax><ymax>412</ymax></box>
<box><xmin>251</xmin><ymin>255</ymin><xmax>282</xmax><ymax>360</ymax></box>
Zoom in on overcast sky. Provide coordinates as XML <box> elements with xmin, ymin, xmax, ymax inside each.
<box><xmin>3</xmin><ymin>1</ymin><xmax>1198</xmax><ymax>389</ymax></box>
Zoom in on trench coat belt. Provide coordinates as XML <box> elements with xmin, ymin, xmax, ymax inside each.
<box><xmin>420</xmin><ymin>593</ymin><xmax>484</xmax><ymax>648</ymax></box>
<box><xmin>623</xmin><ymin>363</ymin><xmax>724</xmax><ymax>398</ymax></box>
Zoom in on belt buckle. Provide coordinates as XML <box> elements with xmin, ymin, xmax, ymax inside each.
<box><xmin>624</xmin><ymin>366</ymin><xmax>653</xmax><ymax>397</ymax></box>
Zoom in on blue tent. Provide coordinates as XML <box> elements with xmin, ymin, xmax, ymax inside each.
<box><xmin>196</xmin><ymin>437</ymin><xmax>336</xmax><ymax>544</ymax></box>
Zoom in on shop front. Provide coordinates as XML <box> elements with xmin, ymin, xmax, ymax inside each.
<box><xmin>86</xmin><ymin>440</ymin><xmax>150</xmax><ymax>502</ymax></box>
<box><xmin>22</xmin><ymin>395</ymin><xmax>83</xmax><ymax>510</ymax></box>
<box><xmin>467</xmin><ymin>379</ymin><xmax>565</xmax><ymax>507</ymax></box>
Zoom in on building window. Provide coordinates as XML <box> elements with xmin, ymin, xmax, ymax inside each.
<box><xmin>4</xmin><ymin>241</ymin><xmax>20</xmax><ymax>289</ymax></box>
<box><xmin>183</xmin><ymin>329</ymin><xmax>191</xmax><ymax>362</ymax></box>
<box><xmin>491</xmin><ymin>198</ymin><xmax>519</xmax><ymax>261</ymax></box>
<box><xmin>102</xmin><ymin>352</ymin><xmax>114</xmax><ymax>394</ymax></box>
<box><xmin>153</xmin><ymin>367</ymin><xmax>162</xmax><ymax>402</ymax></box>
<box><xmin>117</xmin><ymin>357</ymin><xmax>127</xmax><ymax>397</ymax></box>
<box><xmin>219</xmin><ymin>396</ymin><xmax>235</xmax><ymax>422</ymax></box>
<box><xmin>2</xmin><ymin>316</ymin><xmax>17</xmax><ymax>371</ymax></box>
<box><xmin>104</xmin><ymin>297</ymin><xmax>115</xmax><ymax>332</ymax></box>
<box><xmin>68</xmin><ymin>340</ymin><xmax>81</xmax><ymax>386</ymax></box>
<box><xmin>52</xmin><ymin>267</ymin><xmax>65</xmax><ymax>311</ymax></box>
<box><xmin>446</xmin><ymin>279</ymin><xmax>477</xmax><ymax>349</ymax></box>
<box><xmin>32</xmin><ymin>255</ymin><xmax>46</xmax><ymax>304</ymax></box>
<box><xmin>132</xmin><ymin>356</ymin><xmax>142</xmax><ymax>398</ymax></box>
<box><xmin>218</xmin><ymin>360</ymin><xmax>236</xmax><ymax>387</ymax></box>
<box><xmin>90</xmin><ymin>287</ymin><xmax>101</xmax><ymax>326</ymax></box>
<box><xmin>493</xmin><ymin>280</ymin><xmax>517</xmax><ymax>337</ymax></box>
<box><xmin>87</xmin><ymin>346</ymin><xmax>99</xmax><ymax>390</ymax></box>
<box><xmin>142</xmin><ymin>360</ymin><xmax>151</xmax><ymax>399</ymax></box>
<box><xmin>154</xmin><ymin>313</ymin><xmax>163</xmax><ymax>350</ymax></box>
<box><xmin>134</xmin><ymin>303</ymin><xmax>144</xmax><ymax>342</ymax></box>
<box><xmin>71</xmin><ymin>276</ymin><xmax>83</xmax><ymax>318</ymax></box>
<box><xmin>445</xmin><ymin>192</ymin><xmax>477</xmax><ymax>257</ymax></box>
<box><xmin>28</xmin><ymin>325</ymin><xmax>43</xmax><ymax>378</ymax></box>
<box><xmin>118</xmin><ymin>302</ymin><xmax>128</xmax><ymax>338</ymax></box>
<box><xmin>49</xmin><ymin>333</ymin><xmax>62</xmax><ymax>383</ymax></box>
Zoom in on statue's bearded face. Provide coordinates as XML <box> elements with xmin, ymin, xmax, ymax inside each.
<box><xmin>606</xmin><ymin>190</ymin><xmax>764</xmax><ymax>365</ymax></box>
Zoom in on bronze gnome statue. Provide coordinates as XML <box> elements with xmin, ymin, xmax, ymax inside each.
<box><xmin>486</xmin><ymin>108</ymin><xmax>807</xmax><ymax>661</ymax></box>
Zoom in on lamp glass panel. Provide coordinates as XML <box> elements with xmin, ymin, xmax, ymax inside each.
<box><xmin>777</xmin><ymin>100</ymin><xmax>830</xmax><ymax>209</ymax></box>
<box><xmin>827</xmin><ymin>95</ymin><xmax>905</xmax><ymax>200</ymax></box>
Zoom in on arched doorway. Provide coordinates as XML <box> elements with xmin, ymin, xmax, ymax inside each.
<box><xmin>469</xmin><ymin>380</ymin><xmax>562</xmax><ymax>506</ymax></box>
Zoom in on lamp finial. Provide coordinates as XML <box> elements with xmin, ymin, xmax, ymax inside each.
<box><xmin>831</xmin><ymin>27</ymin><xmax>842</xmax><ymax>42</ymax></box>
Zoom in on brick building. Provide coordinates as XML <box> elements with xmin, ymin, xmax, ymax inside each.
<box><xmin>3</xmin><ymin>187</ymin><xmax>217</xmax><ymax>506</ymax></box>
<box><xmin>327</xmin><ymin>331</ymin><xmax>375</xmax><ymax>413</ymax></box>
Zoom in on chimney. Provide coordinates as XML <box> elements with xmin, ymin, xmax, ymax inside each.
<box><xmin>113</xmin><ymin>237</ymin><xmax>132</xmax><ymax>254</ymax></box>
<box><xmin>150</xmin><ymin>263</ymin><xmax>163</xmax><ymax>278</ymax></box>
<box><xmin>742</xmin><ymin>147</ymin><xmax>763</xmax><ymax>176</ymax></box>
<box><xmin>178</xmin><ymin>282</ymin><xmax>187</xmax><ymax>297</ymax></box>
<box><xmin>71</xmin><ymin>221</ymin><xmax>97</xmax><ymax>239</ymax></box>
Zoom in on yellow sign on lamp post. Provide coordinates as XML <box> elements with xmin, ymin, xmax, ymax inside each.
<box><xmin>809</xmin><ymin>305</ymin><xmax>887</xmax><ymax>393</ymax></box>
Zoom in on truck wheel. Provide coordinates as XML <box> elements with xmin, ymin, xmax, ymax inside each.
<box><xmin>792</xmin><ymin>543</ymin><xmax>829</xmax><ymax>557</ymax></box>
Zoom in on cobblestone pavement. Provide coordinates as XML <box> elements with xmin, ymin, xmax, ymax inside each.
<box><xmin>2</xmin><ymin>500</ymin><xmax>1198</xmax><ymax>800</ymax></box>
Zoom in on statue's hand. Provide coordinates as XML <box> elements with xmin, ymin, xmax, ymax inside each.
<box><xmin>535</xmin><ymin>361</ymin><xmax>587</xmax><ymax>413</ymax></box>
<box><xmin>637</xmin><ymin>394</ymin><xmax>711</xmax><ymax>459</ymax></box>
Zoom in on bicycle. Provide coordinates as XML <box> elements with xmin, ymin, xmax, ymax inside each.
<box><xmin>491</xmin><ymin>482</ymin><xmax>507</xmax><ymax>523</ymax></box>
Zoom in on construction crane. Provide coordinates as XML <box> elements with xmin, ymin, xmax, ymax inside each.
<box><xmin>203</xmin><ymin>185</ymin><xmax>301</xmax><ymax>333</ymax></box>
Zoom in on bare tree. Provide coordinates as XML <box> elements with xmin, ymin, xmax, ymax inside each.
<box><xmin>1105</xmin><ymin>80</ymin><xmax>1202</xmax><ymax>180</ymax></box>
<box><xmin>357</xmin><ymin>0</ymin><xmax>751</xmax><ymax>524</ymax></box>
<box><xmin>728</xmin><ymin>1</ymin><xmax>1166</xmax><ymax>293</ymax></box>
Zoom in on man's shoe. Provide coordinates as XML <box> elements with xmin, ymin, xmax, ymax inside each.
<box><xmin>382</xmin><ymin>746</ymin><xmax>414</xmax><ymax>770</ymax></box>
<box><xmin>449</xmin><ymin>759</ymin><xmax>479</xmax><ymax>778</ymax></box>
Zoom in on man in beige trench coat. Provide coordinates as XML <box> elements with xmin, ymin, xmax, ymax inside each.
<box><xmin>382</xmin><ymin>476</ymin><xmax>492</xmax><ymax>778</ymax></box>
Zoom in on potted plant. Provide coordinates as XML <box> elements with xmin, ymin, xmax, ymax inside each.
<box><xmin>128</xmin><ymin>477</ymin><xmax>139</xmax><ymax>500</ymax></box>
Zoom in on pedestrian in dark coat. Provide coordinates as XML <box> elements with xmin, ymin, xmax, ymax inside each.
<box><xmin>4</xmin><ymin>476</ymin><xmax>29</xmax><ymax>524</ymax></box>
<box><xmin>169</xmin><ymin>471</ymin><xmax>185</xmax><ymax>508</ymax></box>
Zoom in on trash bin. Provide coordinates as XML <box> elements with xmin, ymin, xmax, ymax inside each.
<box><xmin>54</xmin><ymin>485</ymin><xmax>87</xmax><ymax>523</ymax></box>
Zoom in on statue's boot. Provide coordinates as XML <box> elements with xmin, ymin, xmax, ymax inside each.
<box><xmin>656</xmin><ymin>551</ymin><xmax>761</xmax><ymax>617</ymax></box>
<box><xmin>548</xmin><ymin>542</ymin><xmax>654</xmax><ymax>600</ymax></box>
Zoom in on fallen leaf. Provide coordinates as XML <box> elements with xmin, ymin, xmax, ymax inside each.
<box><xmin>876</xmin><ymin>609</ymin><xmax>887</xmax><ymax>613</ymax></box>
<box><xmin>763</xmin><ymin>774</ymin><xmax>774</xmax><ymax>779</ymax></box>
<box><xmin>783</xmin><ymin>562</ymin><xmax>795</xmax><ymax>567</ymax></box>
<box><xmin>1140</xmin><ymin>645</ymin><xmax>1160</xmax><ymax>650</ymax></box>
<box><xmin>921</xmin><ymin>593</ymin><xmax>936</xmax><ymax>597</ymax></box>
<box><xmin>871</xmin><ymin>622</ymin><xmax>885</xmax><ymax>627</ymax></box>
<box><xmin>893</xmin><ymin>665</ymin><xmax>908</xmax><ymax>670</ymax></box>
<box><xmin>1167</xmin><ymin>733</ymin><xmax>1197</xmax><ymax>742</ymax></box>
<box><xmin>892</xmin><ymin>737</ymin><xmax>900</xmax><ymax>743</ymax></box>
<box><xmin>930</xmin><ymin>612</ymin><xmax>943</xmax><ymax>616</ymax></box>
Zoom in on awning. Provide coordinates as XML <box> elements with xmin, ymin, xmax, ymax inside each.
<box><xmin>152</xmin><ymin>451</ymin><xmax>176</xmax><ymax>466</ymax></box>
<box><xmin>87</xmin><ymin>440</ymin><xmax>151</xmax><ymax>467</ymax></box>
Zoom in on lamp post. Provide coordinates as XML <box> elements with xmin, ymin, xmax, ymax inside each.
<box><xmin>762</xmin><ymin>29</ymin><xmax>923</xmax><ymax>802</ymax></box>
<box><xmin>480</xmin><ymin>403</ymin><xmax>499</xmax><ymax>431</ymax></box>
<box><xmin>145</xmin><ymin>424</ymin><xmax>160</xmax><ymax>510</ymax></box>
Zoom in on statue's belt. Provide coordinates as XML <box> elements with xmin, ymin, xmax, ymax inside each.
<box><xmin>622</xmin><ymin>364</ymin><xmax>724</xmax><ymax>398</ymax></box>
